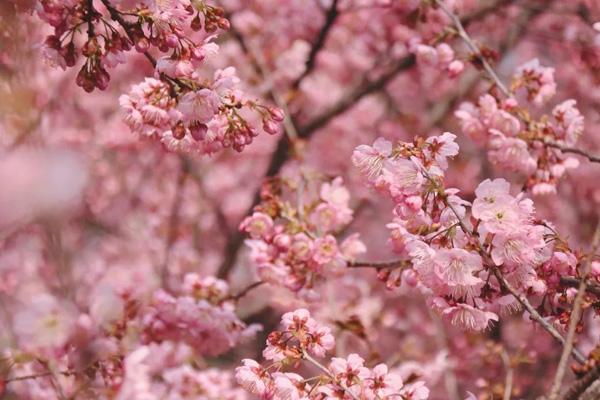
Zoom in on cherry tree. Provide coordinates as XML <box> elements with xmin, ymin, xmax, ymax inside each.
<box><xmin>2</xmin><ymin>0</ymin><xmax>600</xmax><ymax>399</ymax></box>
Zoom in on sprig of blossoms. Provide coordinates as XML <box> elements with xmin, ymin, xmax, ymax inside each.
<box><xmin>353</xmin><ymin>134</ymin><xmax>589</xmax><ymax>331</ymax></box>
<box><xmin>240</xmin><ymin>176</ymin><xmax>366</xmax><ymax>297</ymax></box>
<box><xmin>455</xmin><ymin>59</ymin><xmax>584</xmax><ymax>195</ymax></box>
<box><xmin>414</xmin><ymin>42</ymin><xmax>464</xmax><ymax>77</ymax></box>
<box><xmin>35</xmin><ymin>0</ymin><xmax>283</xmax><ymax>154</ymax></box>
<box><xmin>37</xmin><ymin>0</ymin><xmax>227</xmax><ymax>91</ymax></box>
<box><xmin>141</xmin><ymin>273</ymin><xmax>260</xmax><ymax>356</ymax></box>
<box><xmin>235</xmin><ymin>309</ymin><xmax>429</xmax><ymax>400</ymax></box>
<box><xmin>120</xmin><ymin>69</ymin><xmax>283</xmax><ymax>154</ymax></box>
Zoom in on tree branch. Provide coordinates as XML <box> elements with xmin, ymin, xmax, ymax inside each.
<box><xmin>159</xmin><ymin>159</ymin><xmax>188</xmax><ymax>285</ymax></box>
<box><xmin>561</xmin><ymin>364</ymin><xmax>600</xmax><ymax>400</ymax></box>
<box><xmin>347</xmin><ymin>259</ymin><xmax>410</xmax><ymax>270</ymax></box>
<box><xmin>434</xmin><ymin>0</ymin><xmax>510</xmax><ymax>96</ymax></box>
<box><xmin>538</xmin><ymin>139</ymin><xmax>600</xmax><ymax>164</ymax></box>
<box><xmin>492</xmin><ymin>268</ymin><xmax>586</xmax><ymax>364</ymax></box>
<box><xmin>549</xmin><ymin>220</ymin><xmax>600</xmax><ymax>399</ymax></box>
<box><xmin>291</xmin><ymin>0</ymin><xmax>340</xmax><ymax>90</ymax></box>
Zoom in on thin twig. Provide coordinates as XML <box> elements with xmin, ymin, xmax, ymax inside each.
<box><xmin>548</xmin><ymin>220</ymin><xmax>600</xmax><ymax>399</ymax></box>
<box><xmin>434</xmin><ymin>0</ymin><xmax>510</xmax><ymax>96</ymax></box>
<box><xmin>100</xmin><ymin>0</ymin><xmax>158</xmax><ymax>69</ymax></box>
<box><xmin>291</xmin><ymin>0</ymin><xmax>340</xmax><ymax>90</ymax></box>
<box><xmin>560</xmin><ymin>276</ymin><xmax>600</xmax><ymax>297</ymax></box>
<box><xmin>538</xmin><ymin>139</ymin><xmax>600</xmax><ymax>164</ymax></box>
<box><xmin>492</xmin><ymin>268</ymin><xmax>585</xmax><ymax>364</ymax></box>
<box><xmin>302</xmin><ymin>351</ymin><xmax>360</xmax><ymax>400</ymax></box>
<box><xmin>346</xmin><ymin>259</ymin><xmax>409</xmax><ymax>270</ymax></box>
<box><xmin>500</xmin><ymin>349</ymin><xmax>514</xmax><ymax>400</ymax></box>
<box><xmin>229</xmin><ymin>281</ymin><xmax>266</xmax><ymax>301</ymax></box>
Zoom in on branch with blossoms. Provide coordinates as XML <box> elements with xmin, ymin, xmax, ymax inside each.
<box><xmin>36</xmin><ymin>0</ymin><xmax>284</xmax><ymax>154</ymax></box>
<box><xmin>239</xmin><ymin>175</ymin><xmax>367</xmax><ymax>296</ymax></box>
<box><xmin>235</xmin><ymin>309</ymin><xmax>429</xmax><ymax>400</ymax></box>
<box><xmin>350</xmin><ymin>132</ymin><xmax>598</xmax><ymax>363</ymax></box>
<box><xmin>427</xmin><ymin>0</ymin><xmax>600</xmax><ymax>195</ymax></box>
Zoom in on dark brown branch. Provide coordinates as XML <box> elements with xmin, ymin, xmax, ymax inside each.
<box><xmin>347</xmin><ymin>259</ymin><xmax>410</xmax><ymax>270</ymax></box>
<box><xmin>229</xmin><ymin>280</ymin><xmax>266</xmax><ymax>301</ymax></box>
<box><xmin>159</xmin><ymin>159</ymin><xmax>188</xmax><ymax>284</ymax></box>
<box><xmin>561</xmin><ymin>364</ymin><xmax>600</xmax><ymax>400</ymax></box>
<box><xmin>539</xmin><ymin>139</ymin><xmax>600</xmax><ymax>164</ymax></box>
<box><xmin>86</xmin><ymin>0</ymin><xmax>96</xmax><ymax>37</ymax></box>
<box><xmin>100</xmin><ymin>0</ymin><xmax>157</xmax><ymax>67</ymax></box>
<box><xmin>560</xmin><ymin>276</ymin><xmax>600</xmax><ymax>297</ymax></box>
<box><xmin>291</xmin><ymin>0</ymin><xmax>340</xmax><ymax>90</ymax></box>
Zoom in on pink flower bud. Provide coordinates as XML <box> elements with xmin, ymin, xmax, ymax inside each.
<box><xmin>269</xmin><ymin>107</ymin><xmax>285</xmax><ymax>122</ymax></box>
<box><xmin>447</xmin><ymin>60</ymin><xmax>464</xmax><ymax>77</ymax></box>
<box><xmin>135</xmin><ymin>37</ymin><xmax>150</xmax><ymax>53</ymax></box>
<box><xmin>263</xmin><ymin>120</ymin><xmax>279</xmax><ymax>135</ymax></box>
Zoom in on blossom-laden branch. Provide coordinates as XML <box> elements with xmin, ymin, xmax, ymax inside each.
<box><xmin>37</xmin><ymin>0</ymin><xmax>284</xmax><ymax>154</ymax></box>
<box><xmin>539</xmin><ymin>139</ymin><xmax>600</xmax><ymax>164</ymax></box>
<box><xmin>351</xmin><ymin>133</ymin><xmax>591</xmax><ymax>361</ymax></box>
<box><xmin>434</xmin><ymin>0</ymin><xmax>600</xmax><ymax>201</ymax></box>
<box><xmin>235</xmin><ymin>309</ymin><xmax>429</xmax><ymax>399</ymax></box>
<box><xmin>549</xmin><ymin>220</ymin><xmax>600</xmax><ymax>399</ymax></box>
<box><xmin>493</xmin><ymin>268</ymin><xmax>586</xmax><ymax>364</ymax></box>
<box><xmin>434</xmin><ymin>0</ymin><xmax>509</xmax><ymax>96</ymax></box>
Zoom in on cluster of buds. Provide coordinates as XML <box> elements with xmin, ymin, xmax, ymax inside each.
<box><xmin>140</xmin><ymin>273</ymin><xmax>260</xmax><ymax>356</ymax></box>
<box><xmin>235</xmin><ymin>309</ymin><xmax>429</xmax><ymax>400</ymax></box>
<box><xmin>37</xmin><ymin>0</ymin><xmax>231</xmax><ymax>91</ymax></box>
<box><xmin>414</xmin><ymin>42</ymin><xmax>464</xmax><ymax>77</ymax></box>
<box><xmin>512</xmin><ymin>58</ymin><xmax>557</xmax><ymax>106</ymax></box>
<box><xmin>119</xmin><ymin>69</ymin><xmax>283</xmax><ymax>154</ymax></box>
<box><xmin>240</xmin><ymin>176</ymin><xmax>366</xmax><ymax>296</ymax></box>
<box><xmin>353</xmin><ymin>134</ymin><xmax>591</xmax><ymax>331</ymax></box>
<box><xmin>455</xmin><ymin>59</ymin><xmax>584</xmax><ymax>195</ymax></box>
<box><xmin>36</xmin><ymin>0</ymin><xmax>283</xmax><ymax>154</ymax></box>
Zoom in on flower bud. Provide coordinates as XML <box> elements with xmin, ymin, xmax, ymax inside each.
<box><xmin>268</xmin><ymin>107</ymin><xmax>285</xmax><ymax>122</ymax></box>
<box><xmin>172</xmin><ymin>122</ymin><xmax>186</xmax><ymax>140</ymax></box>
<box><xmin>263</xmin><ymin>120</ymin><xmax>279</xmax><ymax>135</ymax></box>
<box><xmin>190</xmin><ymin>122</ymin><xmax>208</xmax><ymax>141</ymax></box>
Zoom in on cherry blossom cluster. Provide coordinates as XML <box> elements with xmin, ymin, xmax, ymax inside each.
<box><xmin>456</xmin><ymin>59</ymin><xmax>584</xmax><ymax>194</ymax></box>
<box><xmin>116</xmin><ymin>342</ymin><xmax>248</xmax><ymax>399</ymax></box>
<box><xmin>36</xmin><ymin>0</ymin><xmax>283</xmax><ymax>154</ymax></box>
<box><xmin>414</xmin><ymin>42</ymin><xmax>464</xmax><ymax>77</ymax></box>
<box><xmin>120</xmin><ymin>71</ymin><xmax>283</xmax><ymax>154</ymax></box>
<box><xmin>38</xmin><ymin>0</ymin><xmax>226</xmax><ymax>91</ymax></box>
<box><xmin>353</xmin><ymin>134</ymin><xmax>587</xmax><ymax>331</ymax></box>
<box><xmin>235</xmin><ymin>309</ymin><xmax>429</xmax><ymax>399</ymax></box>
<box><xmin>141</xmin><ymin>273</ymin><xmax>260</xmax><ymax>356</ymax></box>
<box><xmin>240</xmin><ymin>176</ymin><xmax>366</xmax><ymax>296</ymax></box>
